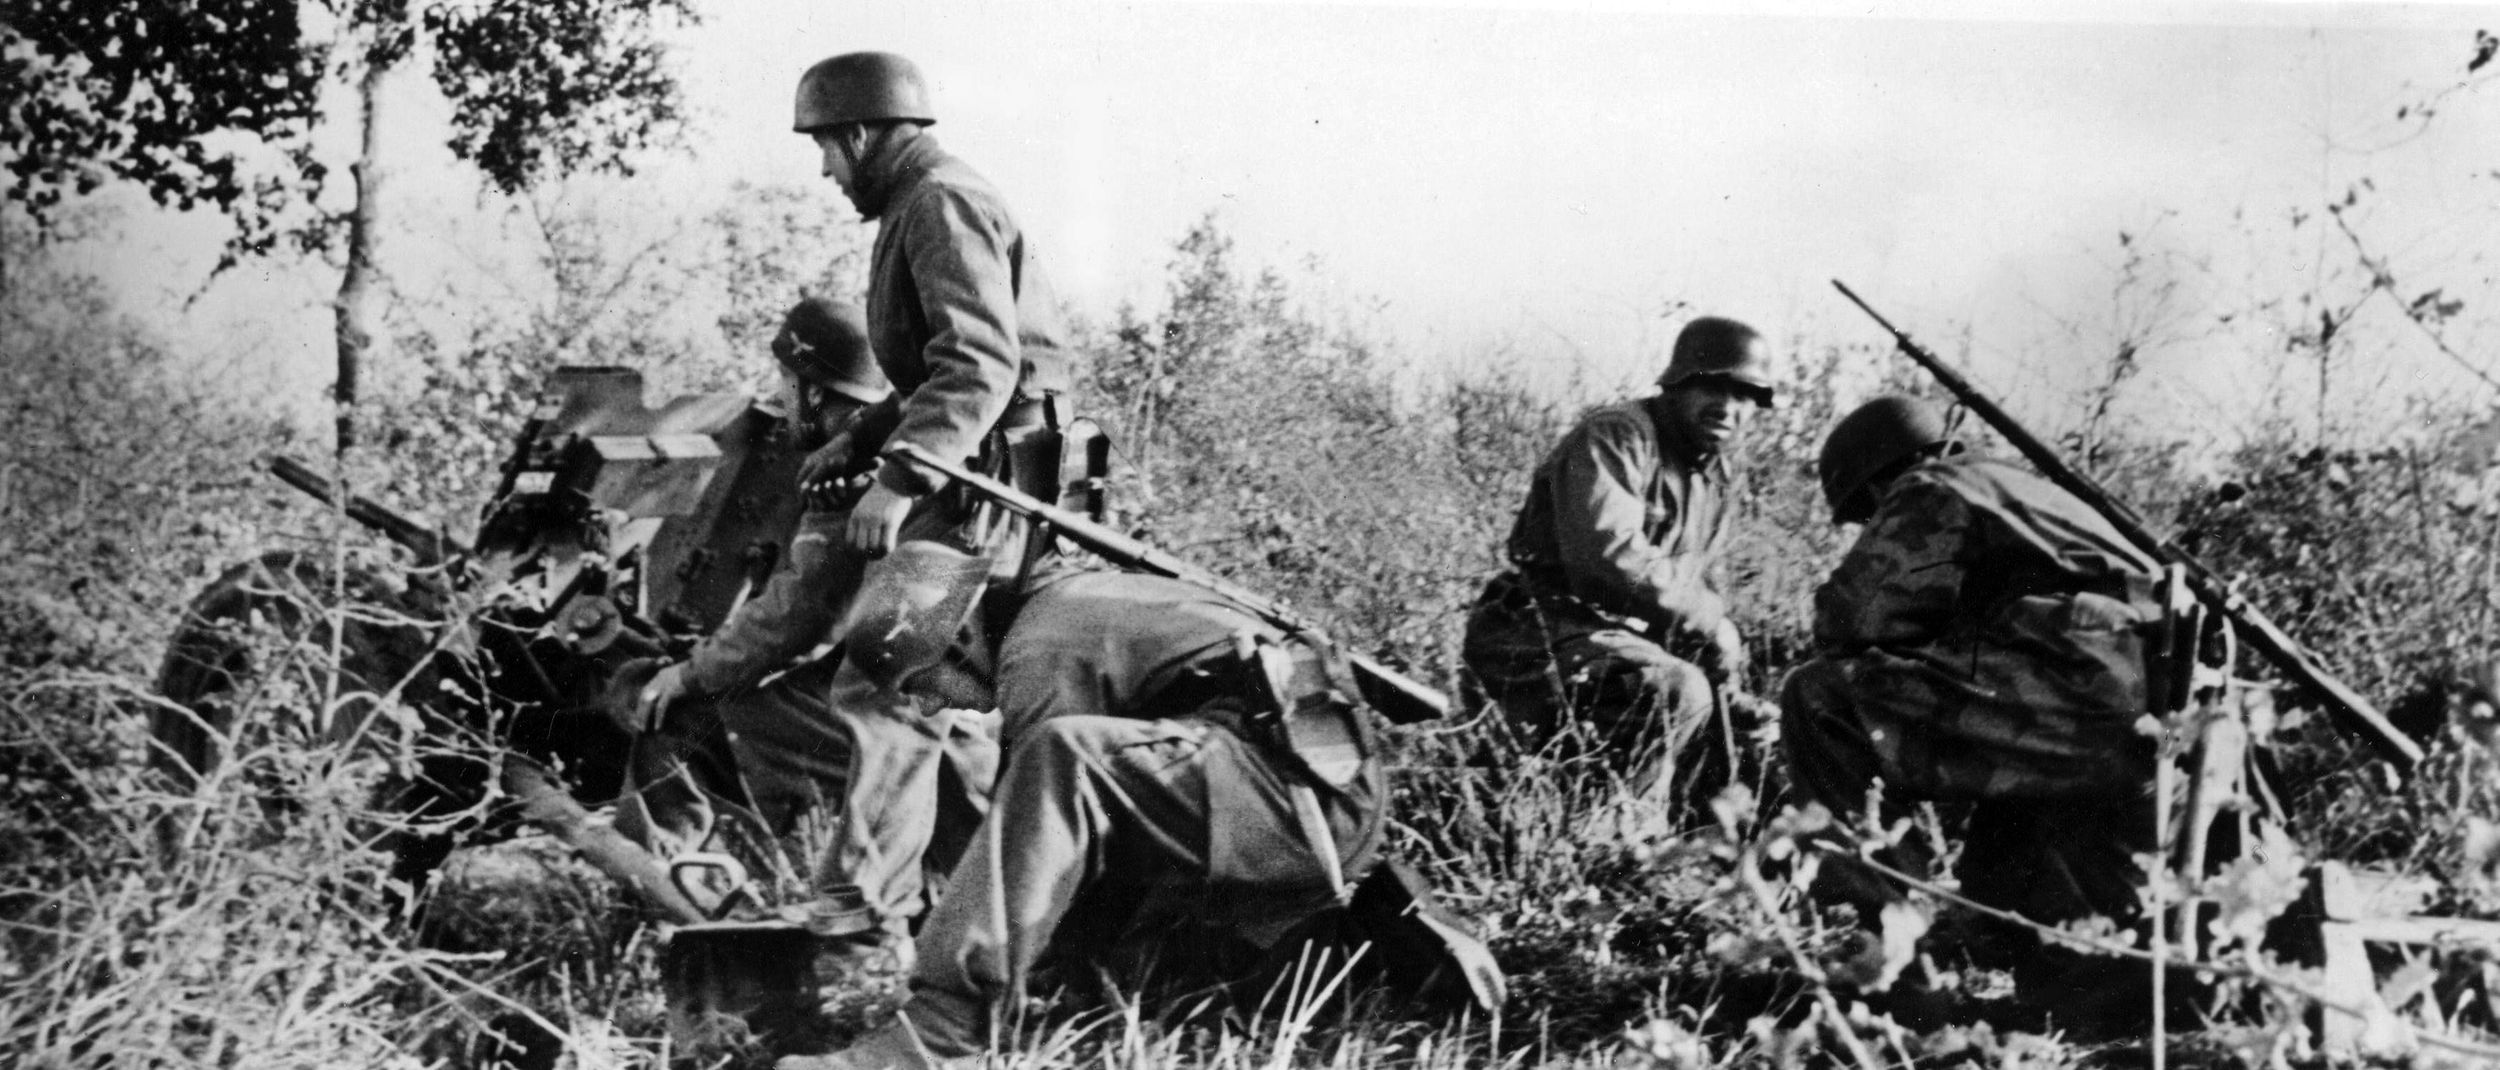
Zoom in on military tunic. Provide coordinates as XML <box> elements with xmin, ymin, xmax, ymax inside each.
<box><xmin>818</xmin><ymin>129</ymin><xmax>1079</xmax><ymax>930</ymax></box>
<box><xmin>897</xmin><ymin>571</ymin><xmax>1384</xmax><ymax>1059</ymax></box>
<box><xmin>1781</xmin><ymin>453</ymin><xmax>2162</xmax><ymax>927</ymax></box>
<box><xmin>1462</xmin><ymin>396</ymin><xmax>1730</xmax><ymax>780</ymax></box>
<box><xmin>847</xmin><ymin>131</ymin><xmax>1074</xmax><ymax>498</ymax></box>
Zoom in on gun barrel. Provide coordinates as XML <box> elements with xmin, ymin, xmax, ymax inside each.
<box><xmin>885</xmin><ymin>443</ymin><xmax>1450</xmax><ymax>722</ymax></box>
<box><xmin>1829</xmin><ymin>281</ymin><xmax>2422</xmax><ymax>772</ymax></box>
<box><xmin>268</xmin><ymin>455</ymin><xmax>467</xmax><ymax>568</ymax></box>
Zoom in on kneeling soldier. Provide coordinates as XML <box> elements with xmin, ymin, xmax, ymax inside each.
<box><xmin>1463</xmin><ymin>316</ymin><xmax>1774</xmax><ymax>802</ymax></box>
<box><xmin>1781</xmin><ymin>395</ymin><xmax>2169</xmax><ymax>1035</ymax></box>
<box><xmin>616</xmin><ymin>298</ymin><xmax>896</xmax><ymax>880</ymax></box>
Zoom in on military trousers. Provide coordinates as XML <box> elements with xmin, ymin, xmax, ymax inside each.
<box><xmin>618</xmin><ymin>657</ymin><xmax>998</xmax><ymax>908</ymax></box>
<box><xmin>619</xmin><ymin>657</ymin><xmax>849</xmax><ymax>878</ymax></box>
<box><xmin>893</xmin><ymin>713</ymin><xmax>1379</xmax><ymax>1058</ymax></box>
<box><xmin>815</xmin><ymin>488</ymin><xmax>1037</xmax><ymax>928</ymax></box>
<box><xmin>1779</xmin><ymin>655</ymin><xmax>2159</xmax><ymax>930</ymax></box>
<box><xmin>1461</xmin><ymin>571</ymin><xmax>1719</xmax><ymax>802</ymax></box>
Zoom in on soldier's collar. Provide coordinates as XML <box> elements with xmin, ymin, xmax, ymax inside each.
<box><xmin>852</xmin><ymin>131</ymin><xmax>945</xmax><ymax>220</ymax></box>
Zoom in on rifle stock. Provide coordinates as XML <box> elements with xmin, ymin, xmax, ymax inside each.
<box><xmin>1830</xmin><ymin>280</ymin><xmax>2423</xmax><ymax>773</ymax></box>
<box><xmin>885</xmin><ymin>443</ymin><xmax>1450</xmax><ymax>724</ymax></box>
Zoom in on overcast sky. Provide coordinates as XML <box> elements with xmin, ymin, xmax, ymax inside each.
<box><xmin>66</xmin><ymin>0</ymin><xmax>2500</xmax><ymax>444</ymax></box>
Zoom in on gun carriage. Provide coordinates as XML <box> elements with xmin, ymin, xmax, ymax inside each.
<box><xmin>153</xmin><ymin>366</ymin><xmax>811</xmax><ymax>894</ymax></box>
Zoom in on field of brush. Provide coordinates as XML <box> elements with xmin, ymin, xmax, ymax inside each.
<box><xmin>5</xmin><ymin>213</ymin><xmax>2498</xmax><ymax>1070</ymax></box>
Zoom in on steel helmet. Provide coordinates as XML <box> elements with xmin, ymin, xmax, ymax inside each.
<box><xmin>1657</xmin><ymin>316</ymin><xmax>1775</xmax><ymax>407</ymax></box>
<box><xmin>773</xmin><ymin>297</ymin><xmax>890</xmax><ymax>404</ymax></box>
<box><xmin>1818</xmin><ymin>395</ymin><xmax>1958</xmax><ymax>525</ymax></box>
<box><xmin>840</xmin><ymin>541</ymin><xmax>991</xmax><ymax>697</ymax></box>
<box><xmin>793</xmin><ymin>52</ymin><xmax>935</xmax><ymax>132</ymax></box>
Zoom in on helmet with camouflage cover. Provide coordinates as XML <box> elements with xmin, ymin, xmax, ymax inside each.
<box><xmin>1818</xmin><ymin>394</ymin><xmax>1960</xmax><ymax>525</ymax></box>
<box><xmin>840</xmin><ymin>541</ymin><xmax>993</xmax><ymax>705</ymax></box>
<box><xmin>773</xmin><ymin>297</ymin><xmax>890</xmax><ymax>404</ymax></box>
<box><xmin>1657</xmin><ymin>316</ymin><xmax>1775</xmax><ymax>407</ymax></box>
<box><xmin>793</xmin><ymin>52</ymin><xmax>936</xmax><ymax>132</ymax></box>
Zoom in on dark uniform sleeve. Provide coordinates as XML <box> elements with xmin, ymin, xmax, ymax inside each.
<box><xmin>1812</xmin><ymin>475</ymin><xmax>1968</xmax><ymax>656</ymax></box>
<box><xmin>679</xmin><ymin>511</ymin><xmax>849</xmax><ymax>697</ymax></box>
<box><xmin>1549</xmin><ymin>412</ymin><xmax>1728</xmax><ymax>639</ymax></box>
<box><xmin>875</xmin><ymin>188</ymin><xmax>1024</xmax><ymax>497</ymax></box>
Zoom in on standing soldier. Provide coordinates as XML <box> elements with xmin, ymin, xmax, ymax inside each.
<box><xmin>1462</xmin><ymin>316</ymin><xmax>1772</xmax><ymax>799</ymax></box>
<box><xmin>781</xmin><ymin>560</ymin><xmax>1503</xmax><ymax>1070</ymax></box>
<box><xmin>1780</xmin><ymin>394</ymin><xmax>2167</xmax><ymax>1035</ymax></box>
<box><xmin>788</xmin><ymin>51</ymin><xmax>1076</xmax><ymax>961</ymax></box>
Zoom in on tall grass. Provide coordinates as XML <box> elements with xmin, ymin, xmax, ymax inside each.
<box><xmin>7</xmin><ymin>200</ymin><xmax>2497</xmax><ymax>1067</ymax></box>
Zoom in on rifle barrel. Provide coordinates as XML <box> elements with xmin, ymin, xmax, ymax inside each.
<box><xmin>885</xmin><ymin>443</ymin><xmax>1450</xmax><ymax>722</ymax></box>
<box><xmin>268</xmin><ymin>455</ymin><xmax>466</xmax><ymax>567</ymax></box>
<box><xmin>1829</xmin><ymin>280</ymin><xmax>2422</xmax><ymax>772</ymax></box>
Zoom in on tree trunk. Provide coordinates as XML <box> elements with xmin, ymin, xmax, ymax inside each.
<box><xmin>333</xmin><ymin>57</ymin><xmax>390</xmax><ymax>456</ymax></box>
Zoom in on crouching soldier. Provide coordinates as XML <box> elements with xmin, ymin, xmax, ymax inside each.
<box><xmin>613</xmin><ymin>298</ymin><xmax>995</xmax><ymax>916</ymax></box>
<box><xmin>1780</xmin><ymin>395</ymin><xmax>2171</xmax><ymax>1035</ymax></box>
<box><xmin>780</xmin><ymin>558</ymin><xmax>1505</xmax><ymax>1070</ymax></box>
<box><xmin>1463</xmin><ymin>316</ymin><xmax>1774</xmax><ymax>802</ymax></box>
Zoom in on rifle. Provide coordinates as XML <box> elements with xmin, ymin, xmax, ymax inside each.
<box><xmin>1830</xmin><ymin>280</ymin><xmax>2423</xmax><ymax>773</ymax></box>
<box><xmin>884</xmin><ymin>442</ymin><xmax>1451</xmax><ymax>725</ymax></box>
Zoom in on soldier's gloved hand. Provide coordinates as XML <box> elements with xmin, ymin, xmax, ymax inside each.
<box><xmin>632</xmin><ymin>662</ymin><xmax>690</xmax><ymax>734</ymax></box>
<box><xmin>797</xmin><ymin>430</ymin><xmax>856</xmax><ymax>493</ymax></box>
<box><xmin>804</xmin><ymin>472</ymin><xmax>877</xmax><ymax>513</ymax></box>
<box><xmin>846</xmin><ymin>481</ymin><xmax>916</xmax><ymax>556</ymax></box>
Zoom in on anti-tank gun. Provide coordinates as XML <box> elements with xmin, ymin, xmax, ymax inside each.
<box><xmin>154</xmin><ymin>366</ymin><xmax>813</xmax><ymax>909</ymax></box>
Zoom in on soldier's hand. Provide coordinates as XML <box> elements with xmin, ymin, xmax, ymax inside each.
<box><xmin>846</xmin><ymin>482</ymin><xmax>915</xmax><ymax>556</ymax></box>
<box><xmin>797</xmin><ymin>431</ymin><xmax>855</xmax><ymax>491</ymax></box>
<box><xmin>634</xmin><ymin>662</ymin><xmax>690</xmax><ymax>734</ymax></box>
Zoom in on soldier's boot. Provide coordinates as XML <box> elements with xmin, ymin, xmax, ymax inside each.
<box><xmin>800</xmin><ymin>886</ymin><xmax>914</xmax><ymax>1010</ymax></box>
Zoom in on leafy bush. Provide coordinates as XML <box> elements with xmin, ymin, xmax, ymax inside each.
<box><xmin>8</xmin><ymin>163</ymin><xmax>2499</xmax><ymax>1065</ymax></box>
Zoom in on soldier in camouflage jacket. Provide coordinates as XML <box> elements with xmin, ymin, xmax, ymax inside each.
<box><xmin>1782</xmin><ymin>395</ymin><xmax>2168</xmax><ymax>1027</ymax></box>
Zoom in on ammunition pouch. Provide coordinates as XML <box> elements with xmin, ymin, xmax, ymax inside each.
<box><xmin>996</xmin><ymin>394</ymin><xmax>1112</xmax><ymax>585</ymax></box>
<box><xmin>995</xmin><ymin>394</ymin><xmax>1110</xmax><ymax>520</ymax></box>
<box><xmin>1226</xmin><ymin>629</ymin><xmax>1374</xmax><ymax>791</ymax></box>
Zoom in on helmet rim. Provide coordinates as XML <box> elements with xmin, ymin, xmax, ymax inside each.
<box><xmin>1819</xmin><ymin>395</ymin><xmax>1954</xmax><ymax>524</ymax></box>
<box><xmin>1657</xmin><ymin>316</ymin><xmax>1776</xmax><ymax>408</ymax></box>
<box><xmin>774</xmin><ymin>297</ymin><xmax>892</xmax><ymax>403</ymax></box>
<box><xmin>794</xmin><ymin>51</ymin><xmax>937</xmax><ymax>132</ymax></box>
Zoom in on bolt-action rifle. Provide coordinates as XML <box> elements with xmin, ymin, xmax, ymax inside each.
<box><xmin>1831</xmin><ymin>279</ymin><xmax>2424</xmax><ymax>773</ymax></box>
<box><xmin>884</xmin><ymin>442</ymin><xmax>1451</xmax><ymax>725</ymax></box>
